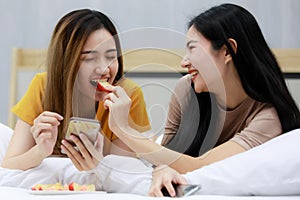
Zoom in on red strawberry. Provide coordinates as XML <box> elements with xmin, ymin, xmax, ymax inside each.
<box><xmin>68</xmin><ymin>182</ymin><xmax>75</xmax><ymax>191</ymax></box>
<box><xmin>68</xmin><ymin>182</ymin><xmax>81</xmax><ymax>191</ymax></box>
<box><xmin>31</xmin><ymin>184</ymin><xmax>43</xmax><ymax>191</ymax></box>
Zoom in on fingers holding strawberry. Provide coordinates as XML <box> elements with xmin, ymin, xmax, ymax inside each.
<box><xmin>103</xmin><ymin>86</ymin><xmax>132</xmax><ymax>133</ymax></box>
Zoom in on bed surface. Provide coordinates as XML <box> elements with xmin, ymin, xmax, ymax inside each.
<box><xmin>1</xmin><ymin>186</ymin><xmax>300</xmax><ymax>200</ymax></box>
<box><xmin>1</xmin><ymin>126</ymin><xmax>300</xmax><ymax>199</ymax></box>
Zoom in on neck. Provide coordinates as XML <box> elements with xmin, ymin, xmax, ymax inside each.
<box><xmin>216</xmin><ymin>67</ymin><xmax>248</xmax><ymax>110</ymax></box>
<box><xmin>224</xmin><ymin>86</ymin><xmax>248</xmax><ymax>110</ymax></box>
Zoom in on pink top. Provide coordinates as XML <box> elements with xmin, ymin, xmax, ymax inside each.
<box><xmin>161</xmin><ymin>75</ymin><xmax>282</xmax><ymax>154</ymax></box>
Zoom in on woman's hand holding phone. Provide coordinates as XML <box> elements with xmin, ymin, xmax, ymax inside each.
<box><xmin>149</xmin><ymin>165</ymin><xmax>188</xmax><ymax>197</ymax></box>
<box><xmin>61</xmin><ymin>131</ymin><xmax>104</xmax><ymax>171</ymax></box>
<box><xmin>31</xmin><ymin>111</ymin><xmax>63</xmax><ymax>158</ymax></box>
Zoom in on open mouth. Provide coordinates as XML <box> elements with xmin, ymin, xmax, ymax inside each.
<box><xmin>90</xmin><ymin>78</ymin><xmax>108</xmax><ymax>87</ymax></box>
<box><xmin>190</xmin><ymin>70</ymin><xmax>199</xmax><ymax>78</ymax></box>
<box><xmin>90</xmin><ymin>79</ymin><xmax>112</xmax><ymax>93</ymax></box>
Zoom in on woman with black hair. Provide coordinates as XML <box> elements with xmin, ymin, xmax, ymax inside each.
<box><xmin>104</xmin><ymin>3</ymin><xmax>300</xmax><ymax>177</ymax></box>
<box><xmin>161</xmin><ymin>2</ymin><xmax>300</xmax><ymax>157</ymax></box>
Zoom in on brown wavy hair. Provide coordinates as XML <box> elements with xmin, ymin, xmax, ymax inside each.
<box><xmin>43</xmin><ymin>9</ymin><xmax>124</xmax><ymax>154</ymax></box>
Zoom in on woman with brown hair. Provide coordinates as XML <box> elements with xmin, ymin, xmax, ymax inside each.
<box><xmin>1</xmin><ymin>9</ymin><xmax>150</xmax><ymax>171</ymax></box>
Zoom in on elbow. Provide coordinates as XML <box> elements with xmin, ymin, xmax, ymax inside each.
<box><xmin>1</xmin><ymin>158</ymin><xmax>29</xmax><ymax>171</ymax></box>
<box><xmin>1</xmin><ymin>159</ymin><xmax>10</xmax><ymax>169</ymax></box>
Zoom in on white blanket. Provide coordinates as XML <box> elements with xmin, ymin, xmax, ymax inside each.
<box><xmin>0</xmin><ymin>122</ymin><xmax>152</xmax><ymax>194</ymax></box>
<box><xmin>184</xmin><ymin>128</ymin><xmax>300</xmax><ymax>195</ymax></box>
<box><xmin>1</xmin><ymin>186</ymin><xmax>300</xmax><ymax>200</ymax></box>
<box><xmin>0</xmin><ymin>157</ymin><xmax>103</xmax><ymax>190</ymax></box>
<box><xmin>1</xmin><ymin>122</ymin><xmax>300</xmax><ymax>197</ymax></box>
<box><xmin>0</xmin><ymin>155</ymin><xmax>152</xmax><ymax>195</ymax></box>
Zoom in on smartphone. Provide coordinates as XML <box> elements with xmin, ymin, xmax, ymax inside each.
<box><xmin>65</xmin><ymin>117</ymin><xmax>100</xmax><ymax>146</ymax></box>
<box><xmin>161</xmin><ymin>183</ymin><xmax>201</xmax><ymax>197</ymax></box>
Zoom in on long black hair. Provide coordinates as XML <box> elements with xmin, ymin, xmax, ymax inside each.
<box><xmin>188</xmin><ymin>3</ymin><xmax>300</xmax><ymax>139</ymax></box>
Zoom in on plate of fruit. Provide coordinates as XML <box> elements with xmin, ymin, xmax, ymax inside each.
<box><xmin>29</xmin><ymin>182</ymin><xmax>104</xmax><ymax>195</ymax></box>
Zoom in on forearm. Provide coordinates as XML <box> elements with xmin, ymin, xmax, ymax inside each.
<box><xmin>109</xmin><ymin>138</ymin><xmax>137</xmax><ymax>157</ymax></box>
<box><xmin>1</xmin><ymin>145</ymin><xmax>46</xmax><ymax>170</ymax></box>
<box><xmin>114</xmin><ymin>126</ymin><xmax>246</xmax><ymax>173</ymax></box>
<box><xmin>113</xmin><ymin>126</ymin><xmax>197</xmax><ymax>173</ymax></box>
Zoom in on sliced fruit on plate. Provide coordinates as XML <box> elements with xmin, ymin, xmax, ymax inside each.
<box><xmin>31</xmin><ymin>182</ymin><xmax>96</xmax><ymax>191</ymax></box>
<box><xmin>31</xmin><ymin>183</ymin><xmax>64</xmax><ymax>191</ymax></box>
<box><xmin>68</xmin><ymin>182</ymin><xmax>95</xmax><ymax>191</ymax></box>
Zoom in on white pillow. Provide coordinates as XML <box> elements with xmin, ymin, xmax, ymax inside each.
<box><xmin>0</xmin><ymin>123</ymin><xmax>13</xmax><ymax>163</ymax></box>
<box><xmin>184</xmin><ymin>128</ymin><xmax>300</xmax><ymax>196</ymax></box>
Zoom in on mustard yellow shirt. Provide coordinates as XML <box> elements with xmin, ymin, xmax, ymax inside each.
<box><xmin>12</xmin><ymin>72</ymin><xmax>150</xmax><ymax>141</ymax></box>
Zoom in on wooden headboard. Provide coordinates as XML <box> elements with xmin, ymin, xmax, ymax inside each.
<box><xmin>8</xmin><ymin>48</ymin><xmax>300</xmax><ymax>127</ymax></box>
<box><xmin>11</xmin><ymin>48</ymin><xmax>300</xmax><ymax>73</ymax></box>
<box><xmin>122</xmin><ymin>48</ymin><xmax>300</xmax><ymax>73</ymax></box>
<box><xmin>272</xmin><ymin>48</ymin><xmax>300</xmax><ymax>73</ymax></box>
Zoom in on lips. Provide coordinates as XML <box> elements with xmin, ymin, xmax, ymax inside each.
<box><xmin>190</xmin><ymin>71</ymin><xmax>198</xmax><ymax>76</ymax></box>
<box><xmin>90</xmin><ymin>78</ymin><xmax>109</xmax><ymax>87</ymax></box>
<box><xmin>188</xmin><ymin>70</ymin><xmax>199</xmax><ymax>81</ymax></box>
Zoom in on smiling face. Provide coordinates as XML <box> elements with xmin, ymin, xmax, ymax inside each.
<box><xmin>75</xmin><ymin>28</ymin><xmax>118</xmax><ymax>101</ymax></box>
<box><xmin>182</xmin><ymin>26</ymin><xmax>226</xmax><ymax>94</ymax></box>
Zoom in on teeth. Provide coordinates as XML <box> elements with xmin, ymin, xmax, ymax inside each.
<box><xmin>190</xmin><ymin>71</ymin><xmax>198</xmax><ymax>76</ymax></box>
<box><xmin>90</xmin><ymin>79</ymin><xmax>108</xmax><ymax>86</ymax></box>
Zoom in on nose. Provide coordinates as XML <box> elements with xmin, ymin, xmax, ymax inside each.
<box><xmin>95</xmin><ymin>65</ymin><xmax>110</xmax><ymax>76</ymax></box>
<box><xmin>181</xmin><ymin>55</ymin><xmax>191</xmax><ymax>69</ymax></box>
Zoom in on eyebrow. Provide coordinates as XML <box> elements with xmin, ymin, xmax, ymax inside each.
<box><xmin>81</xmin><ymin>50</ymin><xmax>97</xmax><ymax>54</ymax></box>
<box><xmin>81</xmin><ymin>49</ymin><xmax>117</xmax><ymax>54</ymax></box>
<box><xmin>105</xmin><ymin>49</ymin><xmax>117</xmax><ymax>53</ymax></box>
<box><xmin>186</xmin><ymin>40</ymin><xmax>198</xmax><ymax>47</ymax></box>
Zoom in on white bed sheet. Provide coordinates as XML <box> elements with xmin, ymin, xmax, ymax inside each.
<box><xmin>1</xmin><ymin>186</ymin><xmax>300</xmax><ymax>200</ymax></box>
<box><xmin>1</xmin><ymin>124</ymin><xmax>300</xmax><ymax>198</ymax></box>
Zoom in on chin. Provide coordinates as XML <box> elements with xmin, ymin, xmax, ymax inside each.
<box><xmin>193</xmin><ymin>83</ymin><xmax>208</xmax><ymax>93</ymax></box>
<box><xmin>194</xmin><ymin>87</ymin><xmax>202</xmax><ymax>93</ymax></box>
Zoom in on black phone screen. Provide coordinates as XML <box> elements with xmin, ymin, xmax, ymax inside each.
<box><xmin>161</xmin><ymin>183</ymin><xmax>201</xmax><ymax>197</ymax></box>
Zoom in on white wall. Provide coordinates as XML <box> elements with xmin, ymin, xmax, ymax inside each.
<box><xmin>1</xmin><ymin>0</ymin><xmax>300</xmax><ymax>126</ymax></box>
